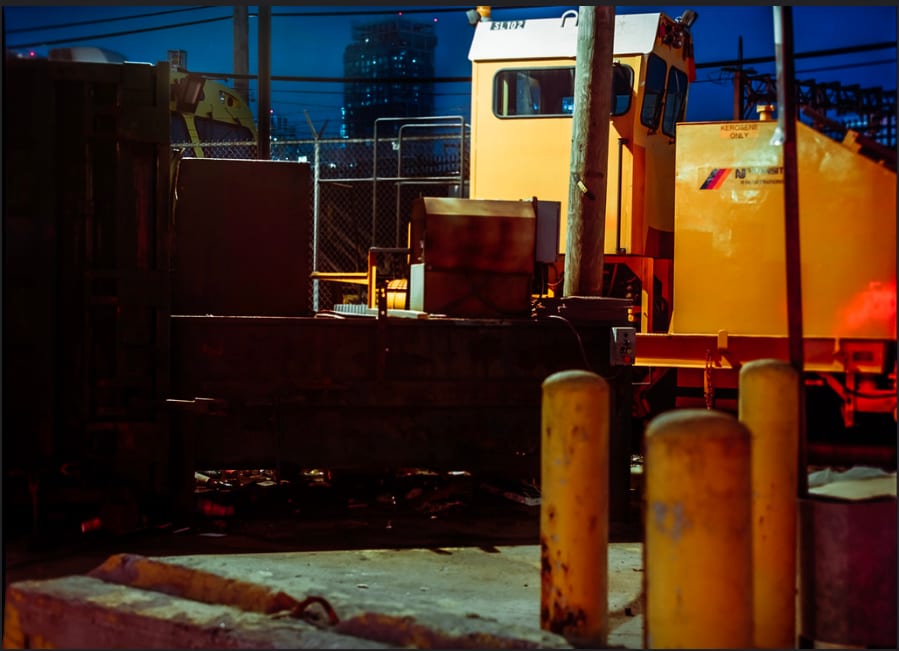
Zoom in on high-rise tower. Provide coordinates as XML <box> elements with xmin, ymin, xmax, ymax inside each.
<box><xmin>342</xmin><ymin>17</ymin><xmax>437</xmax><ymax>138</ymax></box>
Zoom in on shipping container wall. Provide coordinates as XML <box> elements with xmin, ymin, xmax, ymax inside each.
<box><xmin>3</xmin><ymin>58</ymin><xmax>172</xmax><ymax>501</ymax></box>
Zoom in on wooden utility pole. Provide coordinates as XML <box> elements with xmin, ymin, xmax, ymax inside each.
<box><xmin>563</xmin><ymin>6</ymin><xmax>615</xmax><ymax>297</ymax></box>
<box><xmin>257</xmin><ymin>5</ymin><xmax>271</xmax><ymax>160</ymax></box>
<box><xmin>233</xmin><ymin>6</ymin><xmax>249</xmax><ymax>103</ymax></box>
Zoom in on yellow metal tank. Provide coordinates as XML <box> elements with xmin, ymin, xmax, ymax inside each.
<box><xmin>671</xmin><ymin>119</ymin><xmax>896</xmax><ymax>340</ymax></box>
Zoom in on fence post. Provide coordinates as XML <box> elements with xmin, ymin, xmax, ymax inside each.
<box><xmin>311</xmin><ymin>135</ymin><xmax>321</xmax><ymax>312</ymax></box>
<box><xmin>305</xmin><ymin>111</ymin><xmax>322</xmax><ymax>312</ymax></box>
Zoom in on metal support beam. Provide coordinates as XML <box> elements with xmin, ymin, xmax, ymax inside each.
<box><xmin>257</xmin><ymin>5</ymin><xmax>271</xmax><ymax>160</ymax></box>
<box><xmin>772</xmin><ymin>5</ymin><xmax>807</xmax><ymax>497</ymax></box>
<box><xmin>232</xmin><ymin>6</ymin><xmax>249</xmax><ymax>103</ymax></box>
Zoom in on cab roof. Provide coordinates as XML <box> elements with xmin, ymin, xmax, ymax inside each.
<box><xmin>468</xmin><ymin>11</ymin><xmax>666</xmax><ymax>62</ymax></box>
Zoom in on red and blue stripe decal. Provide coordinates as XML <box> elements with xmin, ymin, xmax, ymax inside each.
<box><xmin>700</xmin><ymin>168</ymin><xmax>731</xmax><ymax>189</ymax></box>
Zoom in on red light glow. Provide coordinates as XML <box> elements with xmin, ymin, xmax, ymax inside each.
<box><xmin>837</xmin><ymin>279</ymin><xmax>897</xmax><ymax>336</ymax></box>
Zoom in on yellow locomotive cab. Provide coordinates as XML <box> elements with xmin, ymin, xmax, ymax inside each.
<box><xmin>468</xmin><ymin>11</ymin><xmax>695</xmax><ymax>261</ymax></box>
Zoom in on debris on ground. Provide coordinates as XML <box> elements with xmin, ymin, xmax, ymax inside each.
<box><xmin>479</xmin><ymin>479</ymin><xmax>541</xmax><ymax>507</ymax></box>
<box><xmin>183</xmin><ymin>466</ymin><xmax>551</xmax><ymax>541</ymax></box>
<box><xmin>79</xmin><ymin>490</ymin><xmax>149</xmax><ymax>537</ymax></box>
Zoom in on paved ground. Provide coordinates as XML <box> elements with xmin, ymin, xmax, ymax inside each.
<box><xmin>150</xmin><ymin>543</ymin><xmax>646</xmax><ymax>647</ymax></box>
<box><xmin>4</xmin><ymin>473</ymin><xmax>646</xmax><ymax>648</ymax></box>
<box><xmin>6</xmin><ymin>543</ymin><xmax>646</xmax><ymax>648</ymax></box>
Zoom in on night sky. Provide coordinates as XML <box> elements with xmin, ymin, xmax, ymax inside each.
<box><xmin>3</xmin><ymin>4</ymin><xmax>896</xmax><ymax>137</ymax></box>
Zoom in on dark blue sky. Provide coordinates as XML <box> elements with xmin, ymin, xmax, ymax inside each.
<box><xmin>4</xmin><ymin>5</ymin><xmax>896</xmax><ymax>137</ymax></box>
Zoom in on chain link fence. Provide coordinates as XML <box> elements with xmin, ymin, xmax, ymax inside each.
<box><xmin>173</xmin><ymin>116</ymin><xmax>470</xmax><ymax>312</ymax></box>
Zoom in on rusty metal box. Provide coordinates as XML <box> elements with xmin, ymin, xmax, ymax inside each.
<box><xmin>408</xmin><ymin>197</ymin><xmax>536</xmax><ymax>316</ymax></box>
<box><xmin>409</xmin><ymin>263</ymin><xmax>532</xmax><ymax>317</ymax></box>
<box><xmin>410</xmin><ymin>197</ymin><xmax>536</xmax><ymax>274</ymax></box>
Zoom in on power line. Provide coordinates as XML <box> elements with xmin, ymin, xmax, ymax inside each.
<box><xmin>697</xmin><ymin>41</ymin><xmax>896</xmax><ymax>69</ymax></box>
<box><xmin>279</xmin><ymin>74</ymin><xmax>470</xmax><ymax>84</ymax></box>
<box><xmin>193</xmin><ymin>71</ymin><xmax>472</xmax><ymax>84</ymax></box>
<box><xmin>273</xmin><ymin>88</ymin><xmax>472</xmax><ymax>96</ymax></box>
<box><xmin>6</xmin><ymin>5</ymin><xmax>566</xmax><ymax>49</ymax></box>
<box><xmin>273</xmin><ymin>89</ymin><xmax>351</xmax><ymax>96</ymax></box>
<box><xmin>797</xmin><ymin>58</ymin><xmax>896</xmax><ymax>75</ymax></box>
<box><xmin>7</xmin><ymin>15</ymin><xmax>234</xmax><ymax>49</ymax></box>
<box><xmin>9</xmin><ymin>10</ymin><xmax>894</xmax><ymax>91</ymax></box>
<box><xmin>272</xmin><ymin>92</ymin><xmax>471</xmax><ymax>104</ymax></box>
<box><xmin>4</xmin><ymin>6</ymin><xmax>218</xmax><ymax>34</ymax></box>
<box><xmin>272</xmin><ymin>6</ymin><xmax>557</xmax><ymax>18</ymax></box>
<box><xmin>202</xmin><ymin>60</ymin><xmax>893</xmax><ymax>88</ymax></box>
<box><xmin>691</xmin><ymin>57</ymin><xmax>896</xmax><ymax>85</ymax></box>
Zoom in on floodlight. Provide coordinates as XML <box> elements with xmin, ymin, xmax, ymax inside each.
<box><xmin>678</xmin><ymin>9</ymin><xmax>698</xmax><ymax>28</ymax></box>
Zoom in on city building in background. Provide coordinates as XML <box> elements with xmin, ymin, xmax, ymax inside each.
<box><xmin>341</xmin><ymin>16</ymin><xmax>437</xmax><ymax>138</ymax></box>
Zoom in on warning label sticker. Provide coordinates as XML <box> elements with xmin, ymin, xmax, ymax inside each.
<box><xmin>719</xmin><ymin>123</ymin><xmax>761</xmax><ymax>139</ymax></box>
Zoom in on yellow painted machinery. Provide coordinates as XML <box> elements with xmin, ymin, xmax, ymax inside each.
<box><xmin>638</xmin><ymin>116</ymin><xmax>896</xmax><ymax>429</ymax></box>
<box><xmin>468</xmin><ymin>10</ymin><xmax>695</xmax><ymax>333</ymax></box>
<box><xmin>46</xmin><ymin>46</ymin><xmax>257</xmax><ymax>155</ymax></box>
<box><xmin>328</xmin><ymin>7</ymin><xmax>894</xmax><ymax>438</ymax></box>
<box><xmin>169</xmin><ymin>69</ymin><xmax>258</xmax><ymax>157</ymax></box>
<box><xmin>459</xmin><ymin>8</ymin><xmax>896</xmax><ymax>441</ymax></box>
<box><xmin>323</xmin><ymin>10</ymin><xmax>696</xmax><ymax>329</ymax></box>
<box><xmin>302</xmin><ymin>6</ymin><xmax>896</xmax><ymax>454</ymax></box>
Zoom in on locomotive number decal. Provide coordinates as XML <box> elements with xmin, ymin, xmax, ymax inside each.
<box><xmin>490</xmin><ymin>20</ymin><xmax>526</xmax><ymax>30</ymax></box>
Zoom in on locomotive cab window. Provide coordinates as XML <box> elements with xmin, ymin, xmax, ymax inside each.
<box><xmin>612</xmin><ymin>62</ymin><xmax>635</xmax><ymax>115</ymax></box>
<box><xmin>494</xmin><ymin>67</ymin><xmax>575</xmax><ymax>117</ymax></box>
<box><xmin>493</xmin><ymin>64</ymin><xmax>635</xmax><ymax>118</ymax></box>
<box><xmin>662</xmin><ymin>66</ymin><xmax>688</xmax><ymax>137</ymax></box>
<box><xmin>640</xmin><ymin>53</ymin><xmax>668</xmax><ymax>130</ymax></box>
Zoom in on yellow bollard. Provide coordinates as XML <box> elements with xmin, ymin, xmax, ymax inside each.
<box><xmin>644</xmin><ymin>409</ymin><xmax>753</xmax><ymax>649</ymax></box>
<box><xmin>739</xmin><ymin>359</ymin><xmax>800</xmax><ymax>649</ymax></box>
<box><xmin>540</xmin><ymin>369</ymin><xmax>609</xmax><ymax>648</ymax></box>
